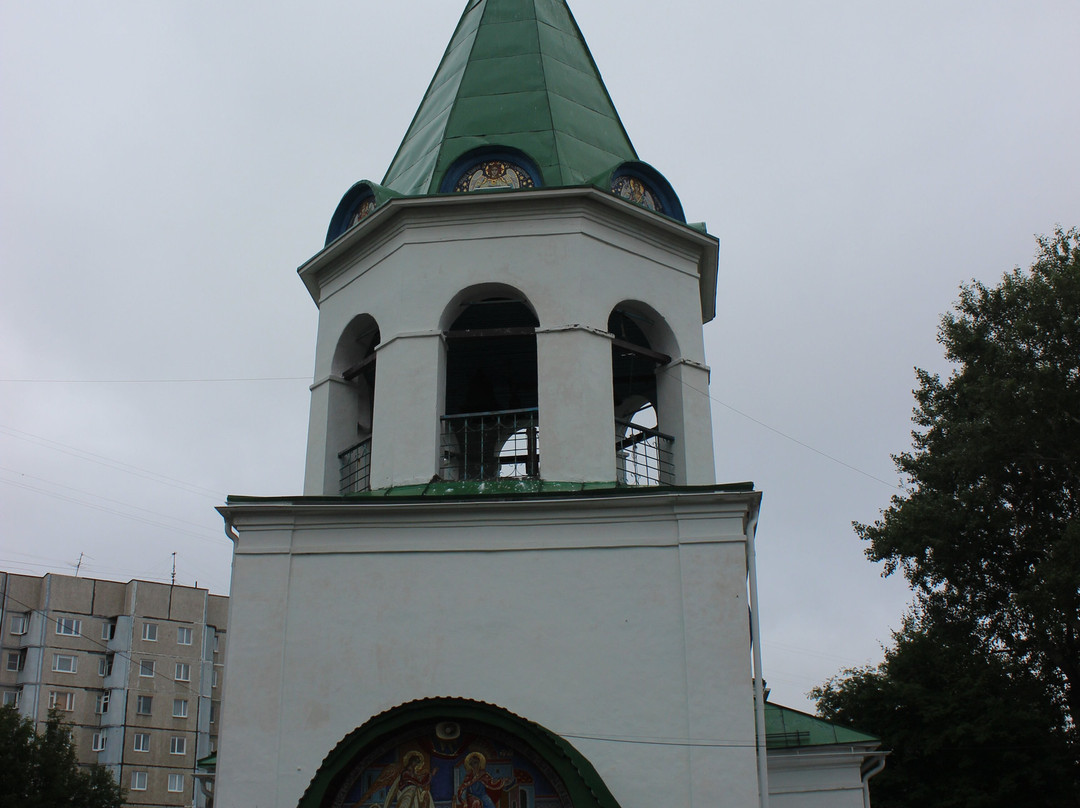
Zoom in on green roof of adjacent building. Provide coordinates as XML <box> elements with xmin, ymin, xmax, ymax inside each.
<box><xmin>382</xmin><ymin>0</ymin><xmax>638</xmax><ymax>196</ymax></box>
<box><xmin>764</xmin><ymin>702</ymin><xmax>880</xmax><ymax>750</ymax></box>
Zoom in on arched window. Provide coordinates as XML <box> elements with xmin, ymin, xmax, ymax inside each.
<box><xmin>441</xmin><ymin>295</ymin><xmax>539</xmax><ymax>481</ymax></box>
<box><xmin>332</xmin><ymin>316</ymin><xmax>380</xmax><ymax>493</ymax></box>
<box><xmin>609</xmin><ymin>307</ymin><xmax>673</xmax><ymax>486</ymax></box>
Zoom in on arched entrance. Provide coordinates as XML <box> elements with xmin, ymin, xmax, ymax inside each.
<box><xmin>297</xmin><ymin>699</ymin><xmax>622</xmax><ymax>808</ymax></box>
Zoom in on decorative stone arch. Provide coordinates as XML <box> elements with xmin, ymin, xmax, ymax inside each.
<box><xmin>438</xmin><ymin>147</ymin><xmax>544</xmax><ymax>194</ymax></box>
<box><xmin>297</xmin><ymin>698</ymin><xmax>623</xmax><ymax>808</ymax></box>
<box><xmin>606</xmin><ymin>161</ymin><xmax>685</xmax><ymax>223</ymax></box>
<box><xmin>324</xmin><ymin>180</ymin><xmax>401</xmax><ymax>246</ymax></box>
<box><xmin>439</xmin><ymin>285</ymin><xmax>540</xmax><ymax>481</ymax></box>
<box><xmin>327</xmin><ymin>313</ymin><xmax>381</xmax><ymax>493</ymax></box>
<box><xmin>608</xmin><ymin>301</ymin><xmax>679</xmax><ymax>486</ymax></box>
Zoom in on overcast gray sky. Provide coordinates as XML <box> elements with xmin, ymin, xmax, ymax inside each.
<box><xmin>2</xmin><ymin>0</ymin><xmax>1078</xmax><ymax>712</ymax></box>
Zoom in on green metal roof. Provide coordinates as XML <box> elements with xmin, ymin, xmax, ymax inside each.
<box><xmin>382</xmin><ymin>0</ymin><xmax>637</xmax><ymax>196</ymax></box>
<box><xmin>764</xmin><ymin>702</ymin><xmax>879</xmax><ymax>750</ymax></box>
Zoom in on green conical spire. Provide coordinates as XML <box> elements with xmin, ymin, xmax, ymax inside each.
<box><xmin>381</xmin><ymin>0</ymin><xmax>638</xmax><ymax>196</ymax></box>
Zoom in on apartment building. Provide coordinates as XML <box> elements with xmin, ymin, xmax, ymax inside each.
<box><xmin>0</xmin><ymin>571</ymin><xmax>226</xmax><ymax>808</ymax></box>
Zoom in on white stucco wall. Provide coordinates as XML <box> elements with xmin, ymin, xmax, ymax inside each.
<box><xmin>767</xmin><ymin>749</ymin><xmax>879</xmax><ymax>808</ymax></box>
<box><xmin>300</xmin><ymin>190</ymin><xmax>719</xmax><ymax>494</ymax></box>
<box><xmin>215</xmin><ymin>490</ymin><xmax>763</xmax><ymax>808</ymax></box>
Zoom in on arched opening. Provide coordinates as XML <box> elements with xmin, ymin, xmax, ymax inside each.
<box><xmin>296</xmin><ymin>698</ymin><xmax>623</xmax><ymax>808</ymax></box>
<box><xmin>609</xmin><ymin>306</ymin><xmax>674</xmax><ymax>486</ymax></box>
<box><xmin>442</xmin><ymin>294</ymin><xmax>539</xmax><ymax>481</ymax></box>
<box><xmin>331</xmin><ymin>315</ymin><xmax>381</xmax><ymax>494</ymax></box>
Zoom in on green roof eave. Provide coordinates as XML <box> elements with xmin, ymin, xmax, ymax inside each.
<box><xmin>224</xmin><ymin>480</ymin><xmax>757</xmax><ymax>507</ymax></box>
<box><xmin>764</xmin><ymin>702</ymin><xmax>880</xmax><ymax>750</ymax></box>
<box><xmin>381</xmin><ymin>0</ymin><xmax>637</xmax><ymax>197</ymax></box>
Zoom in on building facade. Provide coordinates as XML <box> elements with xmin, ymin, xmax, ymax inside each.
<box><xmin>0</xmin><ymin>571</ymin><xmax>226</xmax><ymax>808</ymax></box>
<box><xmin>214</xmin><ymin>2</ymin><xmax>882</xmax><ymax>807</ymax></box>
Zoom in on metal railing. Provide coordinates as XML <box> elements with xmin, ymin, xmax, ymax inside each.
<box><xmin>441</xmin><ymin>408</ymin><xmax>539</xmax><ymax>481</ymax></box>
<box><xmin>339</xmin><ymin>437</ymin><xmax>372</xmax><ymax>494</ymax></box>
<box><xmin>615</xmin><ymin>419</ymin><xmax>674</xmax><ymax>486</ymax></box>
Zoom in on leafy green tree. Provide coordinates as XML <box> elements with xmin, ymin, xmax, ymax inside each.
<box><xmin>859</xmin><ymin>227</ymin><xmax>1080</xmax><ymax>737</ymax></box>
<box><xmin>0</xmin><ymin>705</ymin><xmax>125</xmax><ymax>808</ymax></box>
<box><xmin>814</xmin><ymin>228</ymin><xmax>1080</xmax><ymax>805</ymax></box>
<box><xmin>813</xmin><ymin>615</ymin><xmax>1076</xmax><ymax>807</ymax></box>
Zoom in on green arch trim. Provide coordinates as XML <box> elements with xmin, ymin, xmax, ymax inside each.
<box><xmin>296</xmin><ymin>698</ymin><xmax>624</xmax><ymax>808</ymax></box>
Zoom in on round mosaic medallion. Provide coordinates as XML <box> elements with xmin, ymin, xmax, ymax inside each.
<box><xmin>454</xmin><ymin>160</ymin><xmax>535</xmax><ymax>192</ymax></box>
<box><xmin>350</xmin><ymin>197</ymin><xmax>378</xmax><ymax>227</ymax></box>
<box><xmin>611</xmin><ymin>175</ymin><xmax>662</xmax><ymax>212</ymax></box>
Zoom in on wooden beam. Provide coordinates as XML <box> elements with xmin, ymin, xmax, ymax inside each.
<box><xmin>341</xmin><ymin>353</ymin><xmax>377</xmax><ymax>381</ymax></box>
<box><xmin>444</xmin><ymin>326</ymin><xmax>537</xmax><ymax>339</ymax></box>
<box><xmin>611</xmin><ymin>337</ymin><xmax>670</xmax><ymax>365</ymax></box>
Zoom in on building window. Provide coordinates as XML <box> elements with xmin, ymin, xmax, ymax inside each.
<box><xmin>142</xmin><ymin>622</ymin><xmax>157</xmax><ymax>641</ymax></box>
<box><xmin>95</xmin><ymin>692</ymin><xmax>110</xmax><ymax>714</ymax></box>
<box><xmin>52</xmin><ymin>654</ymin><xmax>78</xmax><ymax>674</ymax></box>
<box><xmin>209</xmin><ymin>701</ymin><xmax>218</xmax><ymax>724</ymax></box>
<box><xmin>170</xmin><ymin>736</ymin><xmax>186</xmax><ymax>755</ymax></box>
<box><xmin>9</xmin><ymin>613</ymin><xmax>28</xmax><ymax>635</ymax></box>
<box><xmin>91</xmin><ymin>731</ymin><xmax>107</xmax><ymax>752</ymax></box>
<box><xmin>213</xmin><ymin>634</ymin><xmax>220</xmax><ymax>653</ymax></box>
<box><xmin>177</xmin><ymin>626</ymin><xmax>192</xmax><ymax>645</ymax></box>
<box><xmin>174</xmin><ymin>662</ymin><xmax>190</xmax><ymax>682</ymax></box>
<box><xmin>168</xmin><ymin>773</ymin><xmax>184</xmax><ymax>793</ymax></box>
<box><xmin>5</xmin><ymin>651</ymin><xmax>25</xmax><ymax>672</ymax></box>
<box><xmin>49</xmin><ymin>691</ymin><xmax>75</xmax><ymax>711</ymax></box>
<box><xmin>133</xmin><ymin>732</ymin><xmax>150</xmax><ymax>752</ymax></box>
<box><xmin>101</xmin><ymin>621</ymin><xmax>116</xmax><ymax>640</ymax></box>
<box><xmin>139</xmin><ymin>659</ymin><xmax>155</xmax><ymax>678</ymax></box>
<box><xmin>2</xmin><ymin>690</ymin><xmax>20</xmax><ymax>707</ymax></box>
<box><xmin>136</xmin><ymin>695</ymin><xmax>153</xmax><ymax>715</ymax></box>
<box><xmin>212</xmin><ymin>668</ymin><xmax>219</xmax><ymax>688</ymax></box>
<box><xmin>172</xmin><ymin>699</ymin><xmax>188</xmax><ymax>718</ymax></box>
<box><xmin>98</xmin><ymin>656</ymin><xmax>114</xmax><ymax>677</ymax></box>
<box><xmin>131</xmin><ymin>771</ymin><xmax>147</xmax><ymax>791</ymax></box>
<box><xmin>55</xmin><ymin>617</ymin><xmax>81</xmax><ymax>636</ymax></box>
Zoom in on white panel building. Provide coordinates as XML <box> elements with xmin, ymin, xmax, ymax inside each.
<box><xmin>0</xmin><ymin>571</ymin><xmax>227</xmax><ymax>808</ymax></box>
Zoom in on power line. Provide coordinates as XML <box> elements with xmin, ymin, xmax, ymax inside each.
<box><xmin>0</xmin><ymin>376</ymin><xmax>308</xmax><ymax>383</ymax></box>
<box><xmin>0</xmin><ymin>466</ymin><xmax>222</xmax><ymax>535</ymax></box>
<box><xmin>0</xmin><ymin>424</ymin><xmax>223</xmax><ymax>499</ymax></box>
<box><xmin>0</xmin><ymin>476</ymin><xmax>226</xmax><ymax>545</ymax></box>
<box><xmin>678</xmin><ymin>379</ymin><xmax>901</xmax><ymax>490</ymax></box>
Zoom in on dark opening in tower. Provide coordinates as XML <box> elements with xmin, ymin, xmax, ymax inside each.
<box><xmin>610</xmin><ymin>307</ymin><xmax>674</xmax><ymax>485</ymax></box>
<box><xmin>442</xmin><ymin>297</ymin><xmax>539</xmax><ymax>481</ymax></box>
<box><xmin>334</xmin><ymin>317</ymin><xmax>380</xmax><ymax>494</ymax></box>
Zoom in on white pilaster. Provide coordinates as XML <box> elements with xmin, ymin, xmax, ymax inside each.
<box><xmin>536</xmin><ymin>326</ymin><xmax>615</xmax><ymax>482</ymax></box>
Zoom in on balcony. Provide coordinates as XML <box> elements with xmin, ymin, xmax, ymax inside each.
<box><xmin>441</xmin><ymin>408</ymin><xmax>539</xmax><ymax>481</ymax></box>
<box><xmin>615</xmin><ymin>418</ymin><xmax>674</xmax><ymax>486</ymax></box>
<box><xmin>339</xmin><ymin>437</ymin><xmax>372</xmax><ymax>494</ymax></box>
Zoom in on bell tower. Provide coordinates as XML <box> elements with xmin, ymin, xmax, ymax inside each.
<box><xmin>217</xmin><ymin>3</ymin><xmax>768</xmax><ymax>808</ymax></box>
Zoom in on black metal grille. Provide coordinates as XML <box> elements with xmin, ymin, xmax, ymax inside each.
<box><xmin>615</xmin><ymin>419</ymin><xmax>674</xmax><ymax>486</ymax></box>
<box><xmin>441</xmin><ymin>408</ymin><xmax>539</xmax><ymax>481</ymax></box>
<box><xmin>339</xmin><ymin>437</ymin><xmax>372</xmax><ymax>494</ymax></box>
